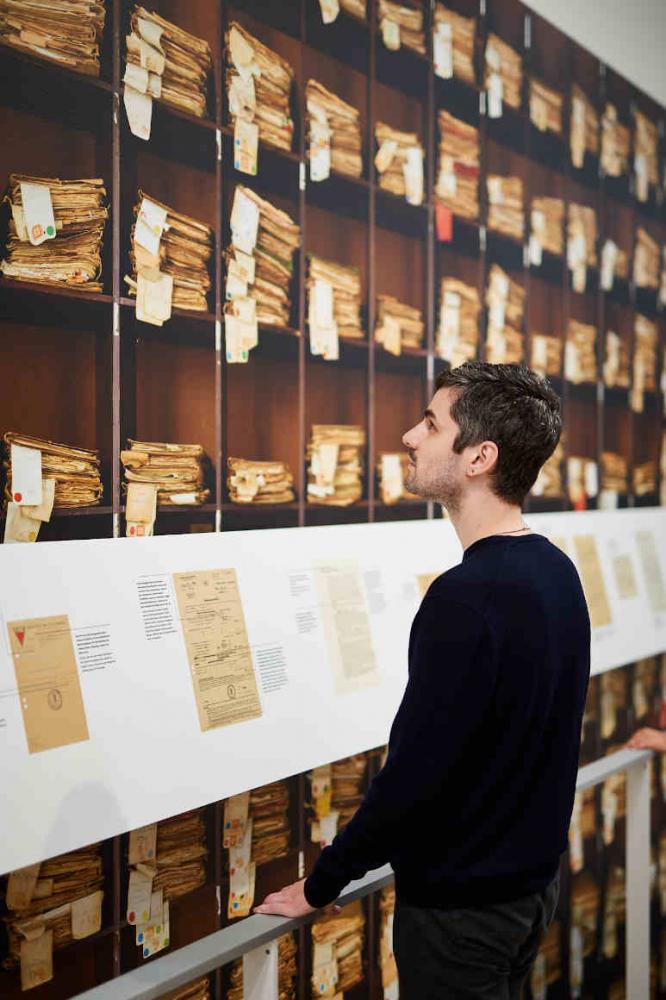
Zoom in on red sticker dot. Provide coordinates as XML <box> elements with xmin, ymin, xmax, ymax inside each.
<box><xmin>129</xmin><ymin>911</ymin><xmax>135</xmax><ymax>922</ymax></box>
<box><xmin>14</xmin><ymin>492</ymin><xmax>22</xmax><ymax>502</ymax></box>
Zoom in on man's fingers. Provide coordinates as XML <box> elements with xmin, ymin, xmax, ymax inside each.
<box><xmin>324</xmin><ymin>904</ymin><xmax>341</xmax><ymax>915</ymax></box>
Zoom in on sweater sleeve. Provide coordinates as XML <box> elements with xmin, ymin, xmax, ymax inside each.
<box><xmin>304</xmin><ymin>594</ymin><xmax>497</xmax><ymax>907</ymax></box>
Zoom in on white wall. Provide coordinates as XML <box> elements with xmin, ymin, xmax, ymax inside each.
<box><xmin>523</xmin><ymin>0</ymin><xmax>666</xmax><ymax>107</ymax></box>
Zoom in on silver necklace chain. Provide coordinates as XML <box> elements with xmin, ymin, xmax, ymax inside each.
<box><xmin>496</xmin><ymin>523</ymin><xmax>530</xmax><ymax>535</ymax></box>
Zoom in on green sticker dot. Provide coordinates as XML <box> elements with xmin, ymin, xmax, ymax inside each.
<box><xmin>46</xmin><ymin>225</ymin><xmax>55</xmax><ymax>236</ymax></box>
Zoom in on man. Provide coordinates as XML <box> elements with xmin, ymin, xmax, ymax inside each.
<box><xmin>256</xmin><ymin>362</ymin><xmax>591</xmax><ymax>999</ymax></box>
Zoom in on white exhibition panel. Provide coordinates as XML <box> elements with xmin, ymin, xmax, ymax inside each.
<box><xmin>0</xmin><ymin>507</ymin><xmax>665</xmax><ymax>875</ymax></box>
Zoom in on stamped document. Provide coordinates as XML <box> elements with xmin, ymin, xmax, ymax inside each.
<box><xmin>173</xmin><ymin>569</ymin><xmax>262</xmax><ymax>731</ymax></box>
<box><xmin>7</xmin><ymin>615</ymin><xmax>89</xmax><ymax>753</ymax></box>
<box><xmin>314</xmin><ymin>560</ymin><xmax>379</xmax><ymax>694</ymax></box>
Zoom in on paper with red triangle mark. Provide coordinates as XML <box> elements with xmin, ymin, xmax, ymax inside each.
<box><xmin>14</xmin><ymin>628</ymin><xmax>26</xmax><ymax>647</ymax></box>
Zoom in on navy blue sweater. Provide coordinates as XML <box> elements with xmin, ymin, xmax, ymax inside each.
<box><xmin>304</xmin><ymin>533</ymin><xmax>591</xmax><ymax>908</ymax></box>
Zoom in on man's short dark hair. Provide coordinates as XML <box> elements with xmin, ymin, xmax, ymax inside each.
<box><xmin>435</xmin><ymin>361</ymin><xmax>562</xmax><ymax>506</ymax></box>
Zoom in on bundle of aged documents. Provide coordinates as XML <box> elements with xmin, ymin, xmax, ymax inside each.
<box><xmin>248</xmin><ymin>780</ymin><xmax>291</xmax><ymax>866</ymax></box>
<box><xmin>375</xmin><ymin>122</ymin><xmax>424</xmax><ymax>206</ymax></box>
<box><xmin>485</xmin><ymin>264</ymin><xmax>524</xmax><ymax>364</ymax></box>
<box><xmin>565</xmin><ymin>320</ymin><xmax>597</xmax><ymax>384</ymax></box>
<box><xmin>377</xmin><ymin>452</ymin><xmax>415</xmax><ymax>504</ymax></box>
<box><xmin>374</xmin><ymin>294</ymin><xmax>423</xmax><ymax>355</ymax></box>
<box><xmin>0</xmin><ymin>0</ymin><xmax>105</xmax><ymax>76</ymax></box>
<box><xmin>122</xmin><ymin>440</ymin><xmax>209</xmax><ymax>534</ymax></box>
<box><xmin>600</xmin><ymin>103</ymin><xmax>630</xmax><ymax>178</ymax></box>
<box><xmin>1</xmin><ymin>174</ymin><xmax>107</xmax><ymax>290</ymax></box>
<box><xmin>569</xmin><ymin>788</ymin><xmax>596</xmax><ymax>872</ymax></box>
<box><xmin>529</xmin><ymin>79</ymin><xmax>563</xmax><ymax>135</ymax></box>
<box><xmin>631</xmin><ymin>314</ymin><xmax>658</xmax><ymax>412</ymax></box>
<box><xmin>161</xmin><ymin>980</ymin><xmax>210</xmax><ymax>1000</ymax></box>
<box><xmin>531</xmin><ymin>441</ymin><xmax>564</xmax><ymax>499</ymax></box>
<box><xmin>340</xmin><ymin>0</ymin><xmax>366</xmax><ymax>17</ymax></box>
<box><xmin>379</xmin><ymin>887</ymin><xmax>398</xmax><ymax>996</ymax></box>
<box><xmin>530</xmin><ymin>196</ymin><xmax>564</xmax><ymax>258</ymax></box>
<box><xmin>485</xmin><ymin>34</ymin><xmax>521</xmax><ymax>115</ymax></box>
<box><xmin>634</xmin><ymin>109</ymin><xmax>659</xmax><ymax>203</ymax></box>
<box><xmin>601</xmin><ymin>452</ymin><xmax>628</xmax><ymax>494</ymax></box>
<box><xmin>2</xmin><ymin>844</ymin><xmax>104</xmax><ymax>990</ymax></box>
<box><xmin>633</xmin><ymin>226</ymin><xmax>660</xmax><ymax>289</ymax></box>
<box><xmin>567</xmin><ymin>202</ymin><xmax>597</xmax><ymax>293</ymax></box>
<box><xmin>124</xmin><ymin>7</ymin><xmax>212</xmax><ymax>122</ymax></box>
<box><xmin>570</xmin><ymin>84</ymin><xmax>599</xmax><ymax>168</ymax></box>
<box><xmin>602</xmin><ymin>866</ymin><xmax>626</xmax><ymax>960</ymax></box>
<box><xmin>487</xmin><ymin>174</ymin><xmax>523</xmax><ymax>241</ymax></box>
<box><xmin>227</xmin><ymin>457</ymin><xmax>295</xmax><ymax>504</ymax></box>
<box><xmin>307</xmin><ymin>254</ymin><xmax>363</xmax><ymax>359</ymax></box>
<box><xmin>126</xmin><ymin>192</ymin><xmax>213</xmax><ymax>322</ymax></box>
<box><xmin>435</xmin><ymin>110</ymin><xmax>479</xmax><ymax>219</ymax></box>
<box><xmin>306</xmin><ymin>80</ymin><xmax>363</xmax><ymax>181</ymax></box>
<box><xmin>634</xmin><ymin>461</ymin><xmax>657</xmax><ymax>497</ymax></box>
<box><xmin>600</xmin><ymin>237</ymin><xmax>629</xmax><ymax>291</ymax></box>
<box><xmin>570</xmin><ymin>873</ymin><xmax>600</xmax><ymax>962</ymax></box>
<box><xmin>312</xmin><ymin>903</ymin><xmax>365</xmax><ymax>997</ymax></box>
<box><xmin>530</xmin><ymin>922</ymin><xmax>562</xmax><ymax>995</ymax></box>
<box><xmin>228</xmin><ymin>934</ymin><xmax>296</xmax><ymax>1000</ymax></box>
<box><xmin>567</xmin><ymin>456</ymin><xmax>598</xmax><ymax>507</ymax></box>
<box><xmin>530</xmin><ymin>333</ymin><xmax>562</xmax><ymax>378</ymax></box>
<box><xmin>306</xmin><ymin>425</ymin><xmax>365</xmax><ymax>506</ymax></box>
<box><xmin>332</xmin><ymin>754</ymin><xmax>368</xmax><ymax>829</ymax></box>
<box><xmin>436</xmin><ymin>276</ymin><xmax>480</xmax><ymax>364</ymax></box>
<box><xmin>603</xmin><ymin>330</ymin><xmax>630</xmax><ymax>389</ymax></box>
<box><xmin>226</xmin><ymin>22</ymin><xmax>294</xmax><ymax>163</ymax></box>
<box><xmin>377</xmin><ymin>0</ymin><xmax>425</xmax><ymax>55</ymax></box>
<box><xmin>433</xmin><ymin>4</ymin><xmax>475</xmax><ymax>84</ymax></box>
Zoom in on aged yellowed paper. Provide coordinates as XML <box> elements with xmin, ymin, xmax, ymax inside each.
<box><xmin>416</xmin><ymin>572</ymin><xmax>440</xmax><ymax>598</ymax></box>
<box><xmin>573</xmin><ymin>535</ymin><xmax>613</xmax><ymax>629</ymax></box>
<box><xmin>611</xmin><ymin>554</ymin><xmax>638</xmax><ymax>601</ymax></box>
<box><xmin>8</xmin><ymin>615</ymin><xmax>89</xmax><ymax>753</ymax></box>
<box><xmin>635</xmin><ymin>530</ymin><xmax>666</xmax><ymax>614</ymax></box>
<box><xmin>173</xmin><ymin>569</ymin><xmax>262</xmax><ymax>731</ymax></box>
<box><xmin>314</xmin><ymin>560</ymin><xmax>379</xmax><ymax>694</ymax></box>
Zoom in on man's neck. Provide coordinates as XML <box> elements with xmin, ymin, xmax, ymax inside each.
<box><xmin>447</xmin><ymin>496</ymin><xmax>529</xmax><ymax>551</ymax></box>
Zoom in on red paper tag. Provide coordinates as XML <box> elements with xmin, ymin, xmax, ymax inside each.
<box><xmin>436</xmin><ymin>203</ymin><xmax>453</xmax><ymax>242</ymax></box>
<box><xmin>573</xmin><ymin>497</ymin><xmax>587</xmax><ymax>512</ymax></box>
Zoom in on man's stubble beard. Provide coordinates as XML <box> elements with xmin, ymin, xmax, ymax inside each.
<box><xmin>405</xmin><ymin>456</ymin><xmax>462</xmax><ymax>514</ymax></box>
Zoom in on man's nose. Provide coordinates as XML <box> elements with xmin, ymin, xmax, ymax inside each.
<box><xmin>402</xmin><ymin>423</ymin><xmax>420</xmax><ymax>449</ymax></box>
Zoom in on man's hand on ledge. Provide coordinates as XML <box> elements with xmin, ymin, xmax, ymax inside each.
<box><xmin>627</xmin><ymin>727</ymin><xmax>666</xmax><ymax>753</ymax></box>
<box><xmin>254</xmin><ymin>878</ymin><xmax>340</xmax><ymax>918</ymax></box>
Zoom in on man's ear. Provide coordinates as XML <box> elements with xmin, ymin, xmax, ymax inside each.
<box><xmin>468</xmin><ymin>440</ymin><xmax>498</xmax><ymax>477</ymax></box>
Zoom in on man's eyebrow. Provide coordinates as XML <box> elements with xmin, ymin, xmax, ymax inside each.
<box><xmin>424</xmin><ymin>408</ymin><xmax>438</xmax><ymax>425</ymax></box>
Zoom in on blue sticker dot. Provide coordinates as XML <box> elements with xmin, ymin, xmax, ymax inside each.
<box><xmin>144</xmin><ymin>948</ymin><xmax>149</xmax><ymax>958</ymax></box>
<box><xmin>138</xmin><ymin>933</ymin><xmax>144</xmax><ymax>943</ymax></box>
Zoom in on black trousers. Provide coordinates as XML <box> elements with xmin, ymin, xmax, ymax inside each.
<box><xmin>393</xmin><ymin>875</ymin><xmax>559</xmax><ymax>1000</ymax></box>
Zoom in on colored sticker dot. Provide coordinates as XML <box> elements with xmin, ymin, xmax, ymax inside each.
<box><xmin>138</xmin><ymin>932</ymin><xmax>143</xmax><ymax>943</ymax></box>
<box><xmin>164</xmin><ymin>939</ymin><xmax>169</xmax><ymax>947</ymax></box>
<box><xmin>129</xmin><ymin>911</ymin><xmax>135</xmax><ymax>922</ymax></box>
<box><xmin>14</xmin><ymin>492</ymin><xmax>22</xmax><ymax>502</ymax></box>
<box><xmin>46</xmin><ymin>225</ymin><xmax>55</xmax><ymax>236</ymax></box>
<box><xmin>144</xmin><ymin>948</ymin><xmax>149</xmax><ymax>958</ymax></box>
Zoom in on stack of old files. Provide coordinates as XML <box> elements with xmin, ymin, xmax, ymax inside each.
<box><xmin>377</xmin><ymin>453</ymin><xmax>416</xmax><ymax>504</ymax></box>
<box><xmin>377</xmin><ymin>0</ymin><xmax>425</xmax><ymax>54</ymax></box>
<box><xmin>487</xmin><ymin>175</ymin><xmax>523</xmax><ymax>241</ymax></box>
<box><xmin>151</xmin><ymin>810</ymin><xmax>207</xmax><ymax>901</ymax></box>
<box><xmin>436</xmin><ymin>110</ymin><xmax>479</xmax><ymax>219</ymax></box>
<box><xmin>307</xmin><ymin>254</ymin><xmax>364</xmax><ymax>342</ymax></box>
<box><xmin>565</xmin><ymin>320</ymin><xmax>597</xmax><ymax>383</ymax></box>
<box><xmin>3</xmin><ymin>844</ymin><xmax>104</xmax><ymax>973</ymax></box>
<box><xmin>567</xmin><ymin>455</ymin><xmax>597</xmax><ymax>507</ymax></box>
<box><xmin>533</xmin><ymin>922</ymin><xmax>562</xmax><ymax>990</ymax></box>
<box><xmin>601</xmin><ymin>452</ymin><xmax>628</xmax><ymax>494</ymax></box>
<box><xmin>485</xmin><ymin>264</ymin><xmax>524</xmax><ymax>365</ymax></box>
<box><xmin>121</xmin><ymin>440</ymin><xmax>210</xmax><ymax>506</ymax></box>
<box><xmin>531</xmin><ymin>441</ymin><xmax>564</xmax><ymax>499</ymax></box>
<box><xmin>602</xmin><ymin>866</ymin><xmax>626</xmax><ymax>959</ymax></box>
<box><xmin>633</xmin><ymin>313</ymin><xmax>658</xmax><ymax>406</ymax></box>
<box><xmin>433</xmin><ymin>4</ymin><xmax>475</xmax><ymax>84</ymax></box>
<box><xmin>306</xmin><ymin>80</ymin><xmax>363</xmax><ymax>180</ymax></box>
<box><xmin>634</xmin><ymin>461</ymin><xmax>657</xmax><ymax>497</ymax></box>
<box><xmin>634</xmin><ymin>109</ymin><xmax>659</xmax><ymax>202</ymax></box>
<box><xmin>227</xmin><ymin>457</ymin><xmax>294</xmax><ymax>505</ymax></box>
<box><xmin>570</xmin><ymin>85</ymin><xmax>599</xmax><ymax>168</ymax></box>
<box><xmin>571</xmin><ymin>873</ymin><xmax>600</xmax><ymax>957</ymax></box>
<box><xmin>161</xmin><ymin>980</ymin><xmax>210</xmax><ymax>1000</ymax></box>
<box><xmin>306</xmin><ymin>425</ymin><xmax>365</xmax><ymax>506</ymax></box>
<box><xmin>379</xmin><ymin>887</ymin><xmax>398</xmax><ymax>995</ymax></box>
<box><xmin>633</xmin><ymin>227</ymin><xmax>660</xmax><ymax>289</ymax></box>
<box><xmin>603</xmin><ymin>330</ymin><xmax>630</xmax><ymax>388</ymax></box>
<box><xmin>530</xmin><ymin>333</ymin><xmax>562</xmax><ymax>377</ymax></box>
<box><xmin>4</xmin><ymin>431</ymin><xmax>102</xmax><ymax>508</ymax></box>
<box><xmin>375</xmin><ymin>121</ymin><xmax>424</xmax><ymax>205</ymax></box>
<box><xmin>248</xmin><ymin>780</ymin><xmax>291</xmax><ymax>866</ymax></box>
<box><xmin>340</xmin><ymin>0</ymin><xmax>366</xmax><ymax>17</ymax></box>
<box><xmin>375</xmin><ymin>294</ymin><xmax>424</xmax><ymax>354</ymax></box>
<box><xmin>567</xmin><ymin>202</ymin><xmax>597</xmax><ymax>292</ymax></box>
<box><xmin>530</xmin><ymin>196</ymin><xmax>564</xmax><ymax>256</ymax></box>
<box><xmin>601</xmin><ymin>104</ymin><xmax>630</xmax><ymax>178</ymax></box>
<box><xmin>1</xmin><ymin>174</ymin><xmax>107</xmax><ymax>291</ymax></box>
<box><xmin>332</xmin><ymin>754</ymin><xmax>367</xmax><ymax>830</ymax></box>
<box><xmin>485</xmin><ymin>34</ymin><xmax>522</xmax><ymax>110</ymax></box>
<box><xmin>312</xmin><ymin>903</ymin><xmax>365</xmax><ymax>997</ymax></box>
<box><xmin>0</xmin><ymin>0</ymin><xmax>105</xmax><ymax>76</ymax></box>
<box><xmin>229</xmin><ymin>935</ymin><xmax>296</xmax><ymax>1000</ymax></box>
<box><xmin>127</xmin><ymin>191</ymin><xmax>213</xmax><ymax>312</ymax></box>
<box><xmin>226</xmin><ymin>185</ymin><xmax>300</xmax><ymax>330</ymax></box>
<box><xmin>436</xmin><ymin>277</ymin><xmax>480</xmax><ymax>364</ymax></box>
<box><xmin>226</xmin><ymin>22</ymin><xmax>294</xmax><ymax>153</ymax></box>
<box><xmin>529</xmin><ymin>78</ymin><xmax>563</xmax><ymax>135</ymax></box>
<box><xmin>126</xmin><ymin>7</ymin><xmax>212</xmax><ymax>119</ymax></box>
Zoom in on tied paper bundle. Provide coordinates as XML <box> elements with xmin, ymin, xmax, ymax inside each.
<box><xmin>570</xmin><ymin>874</ymin><xmax>600</xmax><ymax>959</ymax></box>
<box><xmin>529</xmin><ymin>196</ymin><xmax>564</xmax><ymax>262</ymax></box>
<box><xmin>567</xmin><ymin>202</ymin><xmax>597</xmax><ymax>294</ymax></box>
<box><xmin>603</xmin><ymin>330</ymin><xmax>630</xmax><ymax>389</ymax></box>
<box><xmin>125</xmin><ymin>192</ymin><xmax>213</xmax><ymax>323</ymax></box>
<box><xmin>601</xmin><ymin>452</ymin><xmax>628</xmax><ymax>494</ymax></box>
<box><xmin>530</xmin><ymin>333</ymin><xmax>562</xmax><ymax>378</ymax></box>
<box><xmin>121</xmin><ymin>440</ymin><xmax>209</xmax><ymax>536</ymax></box>
<box><xmin>567</xmin><ymin>456</ymin><xmax>598</xmax><ymax>508</ymax></box>
<box><xmin>634</xmin><ymin>461</ymin><xmax>657</xmax><ymax>497</ymax></box>
<box><xmin>307</xmin><ymin>255</ymin><xmax>363</xmax><ymax>360</ymax></box>
<box><xmin>379</xmin><ymin>887</ymin><xmax>398</xmax><ymax>995</ymax></box>
<box><xmin>436</xmin><ymin>277</ymin><xmax>480</xmax><ymax>365</ymax></box>
<box><xmin>601</xmin><ymin>103</ymin><xmax>630</xmax><ymax>178</ymax></box>
<box><xmin>529</xmin><ymin>78</ymin><xmax>563</xmax><ymax>135</ymax></box>
<box><xmin>247</xmin><ymin>780</ymin><xmax>291</xmax><ymax>866</ymax></box>
<box><xmin>633</xmin><ymin>227</ymin><xmax>660</xmax><ymax>290</ymax></box>
<box><xmin>435</xmin><ymin>110</ymin><xmax>479</xmax><ymax>220</ymax></box>
<box><xmin>530</xmin><ymin>922</ymin><xmax>562</xmax><ymax>994</ymax></box>
<box><xmin>228</xmin><ymin>934</ymin><xmax>297</xmax><ymax>1000</ymax></box>
<box><xmin>124</xmin><ymin>7</ymin><xmax>212</xmax><ymax>124</ymax></box>
<box><xmin>311</xmin><ymin>902</ymin><xmax>365</xmax><ymax>997</ymax></box>
<box><xmin>153</xmin><ymin>811</ymin><xmax>208</xmax><ymax>901</ymax></box>
<box><xmin>374</xmin><ymin>121</ymin><xmax>424</xmax><ymax>206</ymax></box>
<box><xmin>602</xmin><ymin>866</ymin><xmax>626</xmax><ymax>960</ymax></box>
<box><xmin>159</xmin><ymin>980</ymin><xmax>210</xmax><ymax>1000</ymax></box>
<box><xmin>531</xmin><ymin>441</ymin><xmax>564</xmax><ymax>499</ymax></box>
<box><xmin>487</xmin><ymin>174</ymin><xmax>523</xmax><ymax>241</ymax></box>
<box><xmin>374</xmin><ymin>294</ymin><xmax>424</xmax><ymax>355</ymax></box>
<box><xmin>0</xmin><ymin>0</ymin><xmax>105</xmax><ymax>76</ymax></box>
<box><xmin>631</xmin><ymin>314</ymin><xmax>658</xmax><ymax>413</ymax></box>
<box><xmin>570</xmin><ymin>84</ymin><xmax>599</xmax><ymax>169</ymax></box>
<box><xmin>600</xmin><ymin>238</ymin><xmax>629</xmax><ymax>290</ymax></box>
<box><xmin>306</xmin><ymin>425</ymin><xmax>365</xmax><ymax>507</ymax></box>
<box><xmin>2</xmin><ymin>845</ymin><xmax>104</xmax><ymax>990</ymax></box>
<box><xmin>377</xmin><ymin>453</ymin><xmax>417</xmax><ymax>505</ymax></box>
<box><xmin>377</xmin><ymin>0</ymin><xmax>425</xmax><ymax>55</ymax></box>
<box><xmin>1</xmin><ymin>174</ymin><xmax>107</xmax><ymax>291</ymax></box>
<box><xmin>485</xmin><ymin>34</ymin><xmax>522</xmax><ymax>117</ymax></box>
<box><xmin>331</xmin><ymin>754</ymin><xmax>367</xmax><ymax>830</ymax></box>
<box><xmin>634</xmin><ymin>109</ymin><xmax>659</xmax><ymax>203</ymax></box>
<box><xmin>227</xmin><ymin>457</ymin><xmax>295</xmax><ymax>505</ymax></box>
<box><xmin>225</xmin><ymin>21</ymin><xmax>294</xmax><ymax>167</ymax></box>
<box><xmin>306</xmin><ymin>80</ymin><xmax>363</xmax><ymax>181</ymax></box>
<box><xmin>564</xmin><ymin>320</ymin><xmax>597</xmax><ymax>384</ymax></box>
<box><xmin>485</xmin><ymin>264</ymin><xmax>524</xmax><ymax>365</ymax></box>
<box><xmin>433</xmin><ymin>4</ymin><xmax>475</xmax><ymax>84</ymax></box>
